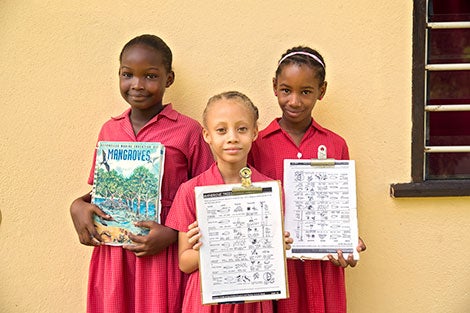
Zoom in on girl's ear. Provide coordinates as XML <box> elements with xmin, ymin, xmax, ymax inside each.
<box><xmin>166</xmin><ymin>71</ymin><xmax>175</xmax><ymax>88</ymax></box>
<box><xmin>318</xmin><ymin>81</ymin><xmax>327</xmax><ymax>100</ymax></box>
<box><xmin>252</xmin><ymin>125</ymin><xmax>259</xmax><ymax>141</ymax></box>
<box><xmin>202</xmin><ymin>128</ymin><xmax>211</xmax><ymax>145</ymax></box>
<box><xmin>272</xmin><ymin>77</ymin><xmax>278</xmax><ymax>96</ymax></box>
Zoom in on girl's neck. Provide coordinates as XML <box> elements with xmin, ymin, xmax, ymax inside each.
<box><xmin>279</xmin><ymin>116</ymin><xmax>311</xmax><ymax>134</ymax></box>
<box><xmin>130</xmin><ymin>104</ymin><xmax>164</xmax><ymax>135</ymax></box>
<box><xmin>218</xmin><ymin>161</ymin><xmax>247</xmax><ymax>184</ymax></box>
<box><xmin>279</xmin><ymin>117</ymin><xmax>311</xmax><ymax>146</ymax></box>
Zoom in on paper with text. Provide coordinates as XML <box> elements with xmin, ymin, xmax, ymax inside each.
<box><xmin>283</xmin><ymin>160</ymin><xmax>359</xmax><ymax>260</ymax></box>
<box><xmin>195</xmin><ymin>181</ymin><xmax>288</xmax><ymax>305</ymax></box>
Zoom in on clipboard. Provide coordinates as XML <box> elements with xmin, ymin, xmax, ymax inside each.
<box><xmin>283</xmin><ymin>145</ymin><xmax>359</xmax><ymax>261</ymax></box>
<box><xmin>195</xmin><ymin>167</ymin><xmax>289</xmax><ymax>305</ymax></box>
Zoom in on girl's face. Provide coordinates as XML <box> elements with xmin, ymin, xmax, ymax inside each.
<box><xmin>273</xmin><ymin>63</ymin><xmax>326</xmax><ymax>125</ymax></box>
<box><xmin>203</xmin><ymin>99</ymin><xmax>258</xmax><ymax>167</ymax></box>
<box><xmin>119</xmin><ymin>44</ymin><xmax>174</xmax><ymax>112</ymax></box>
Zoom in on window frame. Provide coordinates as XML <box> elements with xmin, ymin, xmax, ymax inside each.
<box><xmin>390</xmin><ymin>0</ymin><xmax>470</xmax><ymax>197</ymax></box>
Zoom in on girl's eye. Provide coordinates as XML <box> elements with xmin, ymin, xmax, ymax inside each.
<box><xmin>216</xmin><ymin>128</ymin><xmax>226</xmax><ymax>133</ymax></box>
<box><xmin>121</xmin><ymin>72</ymin><xmax>132</xmax><ymax>78</ymax></box>
<box><xmin>238</xmin><ymin>127</ymin><xmax>248</xmax><ymax>133</ymax></box>
<box><xmin>146</xmin><ymin>74</ymin><xmax>158</xmax><ymax>79</ymax></box>
<box><xmin>281</xmin><ymin>89</ymin><xmax>290</xmax><ymax>94</ymax></box>
<box><xmin>302</xmin><ymin>90</ymin><xmax>312</xmax><ymax>95</ymax></box>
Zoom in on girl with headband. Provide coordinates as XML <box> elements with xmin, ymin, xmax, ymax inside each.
<box><xmin>249</xmin><ymin>46</ymin><xmax>366</xmax><ymax>313</ymax></box>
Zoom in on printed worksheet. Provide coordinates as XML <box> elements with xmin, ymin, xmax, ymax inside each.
<box><xmin>195</xmin><ymin>181</ymin><xmax>288</xmax><ymax>305</ymax></box>
<box><xmin>283</xmin><ymin>159</ymin><xmax>359</xmax><ymax>260</ymax></box>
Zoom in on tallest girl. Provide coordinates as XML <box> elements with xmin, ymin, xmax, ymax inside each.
<box><xmin>249</xmin><ymin>46</ymin><xmax>366</xmax><ymax>313</ymax></box>
<box><xmin>69</xmin><ymin>34</ymin><xmax>213</xmax><ymax>313</ymax></box>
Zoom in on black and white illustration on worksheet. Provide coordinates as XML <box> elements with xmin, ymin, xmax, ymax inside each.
<box><xmin>195</xmin><ymin>181</ymin><xmax>288</xmax><ymax>305</ymax></box>
<box><xmin>283</xmin><ymin>159</ymin><xmax>359</xmax><ymax>260</ymax></box>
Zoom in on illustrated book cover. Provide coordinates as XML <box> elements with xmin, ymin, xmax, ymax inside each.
<box><xmin>283</xmin><ymin>159</ymin><xmax>359</xmax><ymax>260</ymax></box>
<box><xmin>91</xmin><ymin>141</ymin><xmax>165</xmax><ymax>246</ymax></box>
<box><xmin>195</xmin><ymin>180</ymin><xmax>288</xmax><ymax>305</ymax></box>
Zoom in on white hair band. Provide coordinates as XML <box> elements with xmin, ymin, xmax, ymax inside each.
<box><xmin>278</xmin><ymin>51</ymin><xmax>325</xmax><ymax>68</ymax></box>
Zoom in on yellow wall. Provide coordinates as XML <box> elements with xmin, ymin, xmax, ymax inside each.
<box><xmin>1</xmin><ymin>1</ymin><xmax>469</xmax><ymax>312</ymax></box>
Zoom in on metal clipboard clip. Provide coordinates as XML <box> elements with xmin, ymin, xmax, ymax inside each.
<box><xmin>310</xmin><ymin>144</ymin><xmax>335</xmax><ymax>166</ymax></box>
<box><xmin>231</xmin><ymin>167</ymin><xmax>263</xmax><ymax>194</ymax></box>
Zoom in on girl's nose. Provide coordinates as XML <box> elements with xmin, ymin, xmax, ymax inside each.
<box><xmin>131</xmin><ymin>77</ymin><xmax>144</xmax><ymax>90</ymax></box>
<box><xmin>226</xmin><ymin>129</ymin><xmax>239</xmax><ymax>143</ymax></box>
<box><xmin>287</xmin><ymin>93</ymin><xmax>301</xmax><ymax>107</ymax></box>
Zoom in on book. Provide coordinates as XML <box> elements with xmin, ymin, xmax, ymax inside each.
<box><xmin>91</xmin><ymin>141</ymin><xmax>165</xmax><ymax>246</ymax></box>
<box><xmin>283</xmin><ymin>159</ymin><xmax>359</xmax><ymax>260</ymax></box>
<box><xmin>195</xmin><ymin>179</ymin><xmax>288</xmax><ymax>304</ymax></box>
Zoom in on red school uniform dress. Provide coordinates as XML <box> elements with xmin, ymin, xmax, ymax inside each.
<box><xmin>165</xmin><ymin>163</ymin><xmax>275</xmax><ymax>313</ymax></box>
<box><xmin>249</xmin><ymin>118</ymin><xmax>349</xmax><ymax>313</ymax></box>
<box><xmin>86</xmin><ymin>104</ymin><xmax>214</xmax><ymax>313</ymax></box>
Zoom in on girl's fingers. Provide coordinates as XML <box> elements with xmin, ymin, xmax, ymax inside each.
<box><xmin>192</xmin><ymin>241</ymin><xmax>202</xmax><ymax>251</ymax></box>
<box><xmin>187</xmin><ymin>227</ymin><xmax>200</xmax><ymax>238</ymax></box>
<box><xmin>347</xmin><ymin>254</ymin><xmax>358</xmax><ymax>267</ymax></box>
<box><xmin>188</xmin><ymin>221</ymin><xmax>198</xmax><ymax>230</ymax></box>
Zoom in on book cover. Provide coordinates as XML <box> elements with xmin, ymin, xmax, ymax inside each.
<box><xmin>91</xmin><ymin>141</ymin><xmax>165</xmax><ymax>246</ymax></box>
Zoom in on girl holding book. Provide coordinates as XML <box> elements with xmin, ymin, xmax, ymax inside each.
<box><xmin>69</xmin><ymin>34</ymin><xmax>213</xmax><ymax>313</ymax></box>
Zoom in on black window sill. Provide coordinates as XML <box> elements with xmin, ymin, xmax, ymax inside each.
<box><xmin>390</xmin><ymin>180</ymin><xmax>470</xmax><ymax>197</ymax></box>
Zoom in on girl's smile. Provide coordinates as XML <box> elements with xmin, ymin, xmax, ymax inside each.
<box><xmin>127</xmin><ymin>92</ymin><xmax>150</xmax><ymax>101</ymax></box>
<box><xmin>224</xmin><ymin>146</ymin><xmax>243</xmax><ymax>154</ymax></box>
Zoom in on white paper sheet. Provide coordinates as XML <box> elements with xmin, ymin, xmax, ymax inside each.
<box><xmin>195</xmin><ymin>181</ymin><xmax>288</xmax><ymax>305</ymax></box>
<box><xmin>283</xmin><ymin>159</ymin><xmax>359</xmax><ymax>260</ymax></box>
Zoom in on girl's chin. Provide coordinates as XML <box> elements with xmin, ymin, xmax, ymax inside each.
<box><xmin>219</xmin><ymin>156</ymin><xmax>246</xmax><ymax>165</ymax></box>
<box><xmin>283</xmin><ymin>114</ymin><xmax>303</xmax><ymax>123</ymax></box>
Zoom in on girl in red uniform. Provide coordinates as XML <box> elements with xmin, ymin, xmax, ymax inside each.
<box><xmin>249</xmin><ymin>46</ymin><xmax>366</xmax><ymax>313</ymax></box>
<box><xmin>69</xmin><ymin>34</ymin><xmax>213</xmax><ymax>313</ymax></box>
<box><xmin>166</xmin><ymin>91</ymin><xmax>293</xmax><ymax>313</ymax></box>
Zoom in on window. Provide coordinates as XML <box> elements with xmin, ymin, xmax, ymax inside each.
<box><xmin>390</xmin><ymin>0</ymin><xmax>470</xmax><ymax>197</ymax></box>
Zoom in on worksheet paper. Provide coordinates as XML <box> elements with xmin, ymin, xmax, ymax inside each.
<box><xmin>283</xmin><ymin>159</ymin><xmax>359</xmax><ymax>260</ymax></box>
<box><xmin>195</xmin><ymin>181</ymin><xmax>288</xmax><ymax>305</ymax></box>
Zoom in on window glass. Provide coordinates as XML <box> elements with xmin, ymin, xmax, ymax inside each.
<box><xmin>428</xmin><ymin>0</ymin><xmax>470</xmax><ymax>22</ymax></box>
<box><xmin>427</xmin><ymin>111</ymin><xmax>470</xmax><ymax>146</ymax></box>
<box><xmin>428</xmin><ymin>29</ymin><xmax>470</xmax><ymax>64</ymax></box>
<box><xmin>427</xmin><ymin>71</ymin><xmax>470</xmax><ymax>105</ymax></box>
<box><xmin>426</xmin><ymin>0</ymin><xmax>470</xmax><ymax>181</ymax></box>
<box><xmin>426</xmin><ymin>152</ymin><xmax>470</xmax><ymax>179</ymax></box>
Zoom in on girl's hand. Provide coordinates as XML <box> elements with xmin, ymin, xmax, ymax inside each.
<box><xmin>177</xmin><ymin>221</ymin><xmax>201</xmax><ymax>274</ymax></box>
<box><xmin>284</xmin><ymin>231</ymin><xmax>293</xmax><ymax>250</ymax></box>
<box><xmin>187</xmin><ymin>221</ymin><xmax>202</xmax><ymax>250</ymax></box>
<box><xmin>124</xmin><ymin>222</ymin><xmax>177</xmax><ymax>257</ymax></box>
<box><xmin>327</xmin><ymin>236</ymin><xmax>366</xmax><ymax>268</ymax></box>
<box><xmin>357</xmin><ymin>236</ymin><xmax>367</xmax><ymax>253</ymax></box>
<box><xmin>70</xmin><ymin>193</ymin><xmax>112</xmax><ymax>246</ymax></box>
<box><xmin>327</xmin><ymin>250</ymin><xmax>356</xmax><ymax>268</ymax></box>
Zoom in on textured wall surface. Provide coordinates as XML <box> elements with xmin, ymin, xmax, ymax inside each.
<box><xmin>1</xmin><ymin>1</ymin><xmax>469</xmax><ymax>312</ymax></box>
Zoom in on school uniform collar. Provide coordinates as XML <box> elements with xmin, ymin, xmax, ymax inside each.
<box><xmin>260</xmin><ymin>117</ymin><xmax>328</xmax><ymax>139</ymax></box>
<box><xmin>111</xmin><ymin>103</ymin><xmax>178</xmax><ymax>123</ymax></box>
<box><xmin>207</xmin><ymin>163</ymin><xmax>226</xmax><ymax>185</ymax></box>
